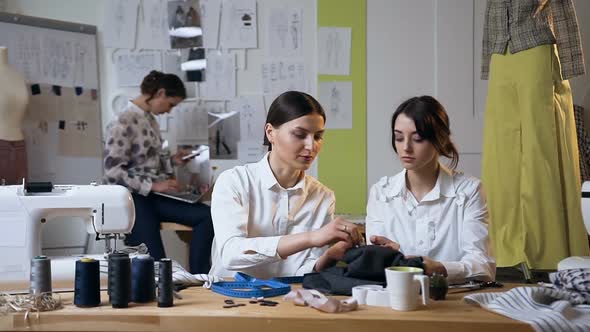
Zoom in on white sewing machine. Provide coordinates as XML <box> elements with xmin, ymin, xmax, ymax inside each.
<box><xmin>557</xmin><ymin>181</ymin><xmax>590</xmax><ymax>270</ymax></box>
<box><xmin>0</xmin><ymin>182</ymin><xmax>135</xmax><ymax>293</ymax></box>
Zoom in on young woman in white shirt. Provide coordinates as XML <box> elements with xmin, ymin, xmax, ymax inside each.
<box><xmin>366</xmin><ymin>96</ymin><xmax>496</xmax><ymax>284</ymax></box>
<box><xmin>210</xmin><ymin>91</ymin><xmax>362</xmax><ymax>278</ymax></box>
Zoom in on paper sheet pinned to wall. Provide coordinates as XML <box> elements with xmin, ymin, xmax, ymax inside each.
<box><xmin>23</xmin><ymin>120</ymin><xmax>57</xmax><ymax>180</ymax></box>
<box><xmin>200</xmin><ymin>52</ymin><xmax>236</xmax><ymax>100</ymax></box>
<box><xmin>220</xmin><ymin>0</ymin><xmax>257</xmax><ymax>49</ymax></box>
<box><xmin>173</xmin><ymin>100</ymin><xmax>209</xmax><ymax>145</ymax></box>
<box><xmin>318</xmin><ymin>27</ymin><xmax>351</xmax><ymax>76</ymax></box>
<box><xmin>41</xmin><ymin>33</ymin><xmax>75</xmax><ymax>88</ymax></box>
<box><xmin>229</xmin><ymin>95</ymin><xmax>265</xmax><ymax>143</ymax></box>
<box><xmin>102</xmin><ymin>0</ymin><xmax>139</xmax><ymax>49</ymax></box>
<box><xmin>72</xmin><ymin>37</ymin><xmax>99</xmax><ymax>89</ymax></box>
<box><xmin>318</xmin><ymin>81</ymin><xmax>353</xmax><ymax>129</ymax></box>
<box><xmin>137</xmin><ymin>0</ymin><xmax>170</xmax><ymax>50</ymax></box>
<box><xmin>113</xmin><ymin>50</ymin><xmax>162</xmax><ymax>87</ymax></box>
<box><xmin>261</xmin><ymin>60</ymin><xmax>306</xmax><ymax>96</ymax></box>
<box><xmin>200</xmin><ymin>0</ymin><xmax>222</xmax><ymax>49</ymax></box>
<box><xmin>267</xmin><ymin>7</ymin><xmax>303</xmax><ymax>58</ymax></box>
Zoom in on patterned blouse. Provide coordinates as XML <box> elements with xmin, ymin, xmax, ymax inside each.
<box><xmin>102</xmin><ymin>101</ymin><xmax>172</xmax><ymax>196</ymax></box>
<box><xmin>481</xmin><ymin>0</ymin><xmax>585</xmax><ymax>80</ymax></box>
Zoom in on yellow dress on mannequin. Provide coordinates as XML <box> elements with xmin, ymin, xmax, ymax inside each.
<box><xmin>481</xmin><ymin>0</ymin><xmax>590</xmax><ymax>269</ymax></box>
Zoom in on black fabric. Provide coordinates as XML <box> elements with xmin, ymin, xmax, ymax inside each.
<box><xmin>303</xmin><ymin>245</ymin><xmax>424</xmax><ymax>295</ymax></box>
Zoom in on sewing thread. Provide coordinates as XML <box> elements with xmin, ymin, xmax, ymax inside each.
<box><xmin>29</xmin><ymin>256</ymin><xmax>51</xmax><ymax>295</ymax></box>
<box><xmin>74</xmin><ymin>258</ymin><xmax>101</xmax><ymax>307</ymax></box>
<box><xmin>157</xmin><ymin>258</ymin><xmax>173</xmax><ymax>307</ymax></box>
<box><xmin>131</xmin><ymin>255</ymin><xmax>155</xmax><ymax>303</ymax></box>
<box><xmin>108</xmin><ymin>252</ymin><xmax>131</xmax><ymax>308</ymax></box>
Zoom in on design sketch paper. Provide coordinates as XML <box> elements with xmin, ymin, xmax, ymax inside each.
<box><xmin>41</xmin><ymin>33</ymin><xmax>75</xmax><ymax>88</ymax></box>
<box><xmin>268</xmin><ymin>7</ymin><xmax>303</xmax><ymax>58</ymax></box>
<box><xmin>200</xmin><ymin>52</ymin><xmax>236</xmax><ymax>100</ymax></box>
<box><xmin>174</xmin><ymin>101</ymin><xmax>209</xmax><ymax>144</ymax></box>
<box><xmin>72</xmin><ymin>37</ymin><xmax>98</xmax><ymax>89</ymax></box>
<box><xmin>230</xmin><ymin>96</ymin><xmax>265</xmax><ymax>143</ymax></box>
<box><xmin>24</xmin><ymin>120</ymin><xmax>57</xmax><ymax>180</ymax></box>
<box><xmin>137</xmin><ymin>0</ymin><xmax>170</xmax><ymax>50</ymax></box>
<box><xmin>114</xmin><ymin>50</ymin><xmax>162</xmax><ymax>87</ymax></box>
<box><xmin>261</xmin><ymin>60</ymin><xmax>306</xmax><ymax>96</ymax></box>
<box><xmin>208</xmin><ymin>109</ymin><xmax>239</xmax><ymax>160</ymax></box>
<box><xmin>220</xmin><ymin>0</ymin><xmax>257</xmax><ymax>49</ymax></box>
<box><xmin>318</xmin><ymin>81</ymin><xmax>353</xmax><ymax>129</ymax></box>
<box><xmin>318</xmin><ymin>27</ymin><xmax>351</xmax><ymax>76</ymax></box>
<box><xmin>163</xmin><ymin>51</ymin><xmax>186</xmax><ymax>81</ymax></box>
<box><xmin>199</xmin><ymin>0</ymin><xmax>222</xmax><ymax>49</ymax></box>
<box><xmin>168</xmin><ymin>0</ymin><xmax>203</xmax><ymax>49</ymax></box>
<box><xmin>58</xmin><ymin>119</ymin><xmax>101</xmax><ymax>158</ymax></box>
<box><xmin>102</xmin><ymin>0</ymin><xmax>139</xmax><ymax>49</ymax></box>
<box><xmin>6</xmin><ymin>25</ymin><xmax>42</xmax><ymax>84</ymax></box>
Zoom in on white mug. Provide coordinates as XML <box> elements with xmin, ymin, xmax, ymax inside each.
<box><xmin>385</xmin><ymin>266</ymin><xmax>429</xmax><ymax>311</ymax></box>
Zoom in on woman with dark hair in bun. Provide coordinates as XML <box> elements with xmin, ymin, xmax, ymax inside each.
<box><xmin>210</xmin><ymin>91</ymin><xmax>362</xmax><ymax>278</ymax></box>
<box><xmin>103</xmin><ymin>70</ymin><xmax>213</xmax><ymax>274</ymax></box>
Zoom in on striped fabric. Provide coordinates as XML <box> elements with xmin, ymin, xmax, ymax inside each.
<box><xmin>464</xmin><ymin>287</ymin><xmax>590</xmax><ymax>332</ymax></box>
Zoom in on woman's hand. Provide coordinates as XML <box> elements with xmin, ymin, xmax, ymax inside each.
<box><xmin>406</xmin><ymin>255</ymin><xmax>447</xmax><ymax>276</ymax></box>
<box><xmin>370</xmin><ymin>235</ymin><xmax>401</xmax><ymax>251</ymax></box>
<box><xmin>151</xmin><ymin>179</ymin><xmax>181</xmax><ymax>193</ymax></box>
<box><xmin>171</xmin><ymin>150</ymin><xmax>191</xmax><ymax>166</ymax></box>
<box><xmin>314</xmin><ymin>241</ymin><xmax>353</xmax><ymax>271</ymax></box>
<box><xmin>310</xmin><ymin>217</ymin><xmax>362</xmax><ymax>247</ymax></box>
<box><xmin>422</xmin><ymin>257</ymin><xmax>447</xmax><ymax>276</ymax></box>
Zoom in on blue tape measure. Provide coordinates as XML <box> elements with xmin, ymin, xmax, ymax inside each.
<box><xmin>211</xmin><ymin>273</ymin><xmax>298</xmax><ymax>298</ymax></box>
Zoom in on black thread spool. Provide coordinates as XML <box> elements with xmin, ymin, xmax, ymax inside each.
<box><xmin>108</xmin><ymin>252</ymin><xmax>131</xmax><ymax>308</ymax></box>
<box><xmin>30</xmin><ymin>255</ymin><xmax>52</xmax><ymax>295</ymax></box>
<box><xmin>74</xmin><ymin>258</ymin><xmax>101</xmax><ymax>307</ymax></box>
<box><xmin>157</xmin><ymin>258</ymin><xmax>173</xmax><ymax>307</ymax></box>
<box><xmin>107</xmin><ymin>252</ymin><xmax>127</xmax><ymax>300</ymax></box>
<box><xmin>131</xmin><ymin>255</ymin><xmax>155</xmax><ymax>303</ymax></box>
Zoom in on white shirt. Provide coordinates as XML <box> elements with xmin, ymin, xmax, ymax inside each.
<box><xmin>365</xmin><ymin>165</ymin><xmax>496</xmax><ymax>284</ymax></box>
<box><xmin>210</xmin><ymin>154</ymin><xmax>335</xmax><ymax>279</ymax></box>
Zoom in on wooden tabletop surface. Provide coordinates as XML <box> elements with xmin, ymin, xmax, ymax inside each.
<box><xmin>0</xmin><ymin>284</ymin><xmax>533</xmax><ymax>332</ymax></box>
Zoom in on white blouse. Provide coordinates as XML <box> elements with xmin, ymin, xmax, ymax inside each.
<box><xmin>209</xmin><ymin>154</ymin><xmax>335</xmax><ymax>279</ymax></box>
<box><xmin>365</xmin><ymin>165</ymin><xmax>496</xmax><ymax>284</ymax></box>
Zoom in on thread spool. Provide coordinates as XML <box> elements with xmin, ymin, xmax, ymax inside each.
<box><xmin>107</xmin><ymin>252</ymin><xmax>127</xmax><ymax>300</ymax></box>
<box><xmin>157</xmin><ymin>258</ymin><xmax>173</xmax><ymax>307</ymax></box>
<box><xmin>131</xmin><ymin>255</ymin><xmax>155</xmax><ymax>303</ymax></box>
<box><xmin>74</xmin><ymin>258</ymin><xmax>101</xmax><ymax>307</ymax></box>
<box><xmin>30</xmin><ymin>255</ymin><xmax>51</xmax><ymax>295</ymax></box>
<box><xmin>108</xmin><ymin>252</ymin><xmax>131</xmax><ymax>308</ymax></box>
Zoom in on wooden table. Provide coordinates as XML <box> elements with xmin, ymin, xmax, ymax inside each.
<box><xmin>0</xmin><ymin>284</ymin><xmax>533</xmax><ymax>332</ymax></box>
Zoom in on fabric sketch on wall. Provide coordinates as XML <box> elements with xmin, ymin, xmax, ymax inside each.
<box><xmin>318</xmin><ymin>81</ymin><xmax>353</xmax><ymax>129</ymax></box>
<box><xmin>268</xmin><ymin>7</ymin><xmax>303</xmax><ymax>58</ymax></box>
<box><xmin>318</xmin><ymin>27</ymin><xmax>351</xmax><ymax>75</ymax></box>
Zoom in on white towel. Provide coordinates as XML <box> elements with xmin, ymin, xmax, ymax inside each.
<box><xmin>464</xmin><ymin>287</ymin><xmax>590</xmax><ymax>332</ymax></box>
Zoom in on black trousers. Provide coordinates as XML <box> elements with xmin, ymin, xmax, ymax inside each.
<box><xmin>127</xmin><ymin>193</ymin><xmax>214</xmax><ymax>274</ymax></box>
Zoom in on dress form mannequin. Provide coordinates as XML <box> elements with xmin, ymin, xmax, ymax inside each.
<box><xmin>0</xmin><ymin>46</ymin><xmax>29</xmax><ymax>184</ymax></box>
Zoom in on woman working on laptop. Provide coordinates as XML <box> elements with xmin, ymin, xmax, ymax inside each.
<box><xmin>103</xmin><ymin>70</ymin><xmax>214</xmax><ymax>274</ymax></box>
<box><xmin>210</xmin><ymin>91</ymin><xmax>363</xmax><ymax>278</ymax></box>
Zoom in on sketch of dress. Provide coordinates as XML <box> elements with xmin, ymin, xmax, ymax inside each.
<box><xmin>330</xmin><ymin>86</ymin><xmax>341</xmax><ymax>115</ymax></box>
<box><xmin>290</xmin><ymin>12</ymin><xmax>300</xmax><ymax>50</ymax></box>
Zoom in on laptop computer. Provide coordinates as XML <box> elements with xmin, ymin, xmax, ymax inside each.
<box><xmin>153</xmin><ymin>182</ymin><xmax>214</xmax><ymax>204</ymax></box>
<box><xmin>153</xmin><ymin>190</ymin><xmax>203</xmax><ymax>204</ymax></box>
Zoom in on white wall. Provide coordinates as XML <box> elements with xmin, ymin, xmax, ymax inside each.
<box><xmin>367</xmin><ymin>0</ymin><xmax>590</xmax><ymax>194</ymax></box>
